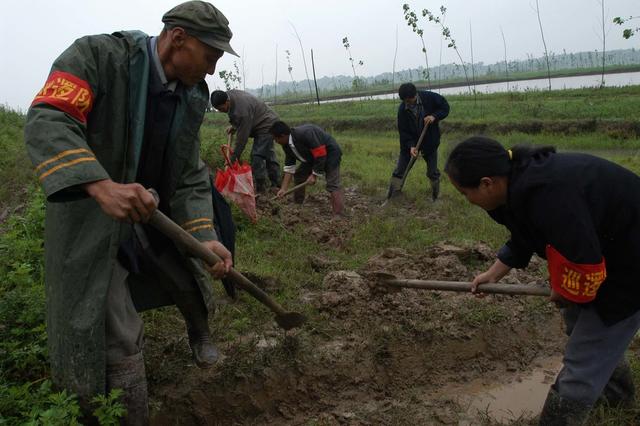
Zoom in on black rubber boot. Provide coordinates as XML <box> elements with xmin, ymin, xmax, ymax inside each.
<box><xmin>106</xmin><ymin>352</ymin><xmax>149</xmax><ymax>426</ymax></box>
<box><xmin>255</xmin><ymin>178</ymin><xmax>268</xmax><ymax>195</ymax></box>
<box><xmin>539</xmin><ymin>387</ymin><xmax>591</xmax><ymax>426</ymax></box>
<box><xmin>387</xmin><ymin>176</ymin><xmax>403</xmax><ymax>199</ymax></box>
<box><xmin>430</xmin><ymin>178</ymin><xmax>440</xmax><ymax>201</ymax></box>
<box><xmin>173</xmin><ymin>292</ymin><xmax>219</xmax><ymax>368</ymax></box>
<box><xmin>268</xmin><ymin>168</ymin><xmax>281</xmax><ymax>190</ymax></box>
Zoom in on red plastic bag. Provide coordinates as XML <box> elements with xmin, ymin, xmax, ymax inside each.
<box><xmin>214</xmin><ymin>144</ymin><xmax>257</xmax><ymax>223</ymax></box>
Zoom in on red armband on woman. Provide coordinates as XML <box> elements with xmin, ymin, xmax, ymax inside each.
<box><xmin>546</xmin><ymin>244</ymin><xmax>606</xmax><ymax>303</ymax></box>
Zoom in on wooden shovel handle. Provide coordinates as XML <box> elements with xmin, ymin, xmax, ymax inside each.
<box><xmin>381</xmin><ymin>278</ymin><xmax>550</xmax><ymax>297</ymax></box>
<box><xmin>146</xmin><ymin>194</ymin><xmax>288</xmax><ymax>316</ymax></box>
<box><xmin>272</xmin><ymin>180</ymin><xmax>310</xmax><ymax>200</ymax></box>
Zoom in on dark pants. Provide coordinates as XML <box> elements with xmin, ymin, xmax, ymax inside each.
<box><xmin>251</xmin><ymin>133</ymin><xmax>280</xmax><ymax>186</ymax></box>
<box><xmin>554</xmin><ymin>304</ymin><xmax>640</xmax><ymax>405</ymax></box>
<box><xmin>392</xmin><ymin>147</ymin><xmax>440</xmax><ymax>183</ymax></box>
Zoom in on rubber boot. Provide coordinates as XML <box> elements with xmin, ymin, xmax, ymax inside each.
<box><xmin>430</xmin><ymin>178</ymin><xmax>440</xmax><ymax>201</ymax></box>
<box><xmin>106</xmin><ymin>352</ymin><xmax>149</xmax><ymax>426</ymax></box>
<box><xmin>386</xmin><ymin>176</ymin><xmax>403</xmax><ymax>199</ymax></box>
<box><xmin>173</xmin><ymin>292</ymin><xmax>219</xmax><ymax>368</ymax></box>
<box><xmin>268</xmin><ymin>167</ymin><xmax>281</xmax><ymax>191</ymax></box>
<box><xmin>597</xmin><ymin>358</ymin><xmax>636</xmax><ymax>409</ymax></box>
<box><xmin>255</xmin><ymin>178</ymin><xmax>268</xmax><ymax>195</ymax></box>
<box><xmin>538</xmin><ymin>387</ymin><xmax>591</xmax><ymax>426</ymax></box>
<box><xmin>330</xmin><ymin>189</ymin><xmax>346</xmax><ymax>216</ymax></box>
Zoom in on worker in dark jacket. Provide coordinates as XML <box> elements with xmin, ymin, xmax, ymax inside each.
<box><xmin>211</xmin><ymin>89</ymin><xmax>280</xmax><ymax>193</ymax></box>
<box><xmin>269</xmin><ymin>121</ymin><xmax>344</xmax><ymax>216</ymax></box>
<box><xmin>445</xmin><ymin>136</ymin><xmax>640</xmax><ymax>425</ymax></box>
<box><xmin>388</xmin><ymin>82</ymin><xmax>449</xmax><ymax>201</ymax></box>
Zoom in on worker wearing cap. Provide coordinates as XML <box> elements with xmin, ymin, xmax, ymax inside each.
<box><xmin>24</xmin><ymin>1</ymin><xmax>236</xmax><ymax>423</ymax></box>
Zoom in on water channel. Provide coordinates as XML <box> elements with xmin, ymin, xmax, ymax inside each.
<box><xmin>323</xmin><ymin>71</ymin><xmax>640</xmax><ymax>103</ymax></box>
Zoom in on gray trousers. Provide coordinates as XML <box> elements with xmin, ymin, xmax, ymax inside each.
<box><xmin>392</xmin><ymin>148</ymin><xmax>440</xmax><ymax>183</ymax></box>
<box><xmin>294</xmin><ymin>162</ymin><xmax>342</xmax><ymax>193</ymax></box>
<box><xmin>555</xmin><ymin>304</ymin><xmax>640</xmax><ymax>405</ymax></box>
<box><xmin>105</xmin><ymin>246</ymin><xmax>203</xmax><ymax>365</ymax></box>
<box><xmin>105</xmin><ymin>262</ymin><xmax>144</xmax><ymax>364</ymax></box>
<box><xmin>251</xmin><ymin>133</ymin><xmax>280</xmax><ymax>185</ymax></box>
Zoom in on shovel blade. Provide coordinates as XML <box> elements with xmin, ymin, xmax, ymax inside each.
<box><xmin>275</xmin><ymin>312</ymin><xmax>307</xmax><ymax>330</ymax></box>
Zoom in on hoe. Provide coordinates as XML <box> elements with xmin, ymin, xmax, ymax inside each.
<box><xmin>148</xmin><ymin>190</ymin><xmax>306</xmax><ymax>330</ymax></box>
<box><xmin>381</xmin><ymin>122</ymin><xmax>430</xmax><ymax>207</ymax></box>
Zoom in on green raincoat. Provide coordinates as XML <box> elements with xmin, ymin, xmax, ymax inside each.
<box><xmin>24</xmin><ymin>31</ymin><xmax>217</xmax><ymax>399</ymax></box>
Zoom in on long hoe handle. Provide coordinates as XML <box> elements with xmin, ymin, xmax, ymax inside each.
<box><xmin>382</xmin><ymin>278</ymin><xmax>550</xmax><ymax>297</ymax></box>
<box><xmin>148</xmin><ymin>209</ymin><xmax>290</xmax><ymax>314</ymax></box>
<box><xmin>271</xmin><ymin>181</ymin><xmax>310</xmax><ymax>201</ymax></box>
<box><xmin>398</xmin><ymin>122</ymin><xmax>430</xmax><ymax>191</ymax></box>
<box><xmin>147</xmin><ymin>191</ymin><xmax>305</xmax><ymax>329</ymax></box>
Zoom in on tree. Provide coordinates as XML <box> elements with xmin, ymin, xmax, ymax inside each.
<box><xmin>285</xmin><ymin>50</ymin><xmax>298</xmax><ymax>94</ymax></box>
<box><xmin>274</xmin><ymin>44</ymin><xmax>278</xmax><ymax>104</ymax></box>
<box><xmin>469</xmin><ymin>21</ymin><xmax>477</xmax><ymax>101</ymax></box>
<box><xmin>534</xmin><ymin>0</ymin><xmax>552</xmax><ymax>90</ymax></box>
<box><xmin>500</xmin><ymin>26</ymin><xmax>510</xmax><ymax>91</ymax></box>
<box><xmin>289</xmin><ymin>22</ymin><xmax>315</xmax><ymax>98</ymax></box>
<box><xmin>392</xmin><ymin>25</ymin><xmax>399</xmax><ymax>91</ymax></box>
<box><xmin>342</xmin><ymin>36</ymin><xmax>365</xmax><ymax>90</ymax></box>
<box><xmin>218</xmin><ymin>62</ymin><xmax>242</xmax><ymax>90</ymax></box>
<box><xmin>596</xmin><ymin>0</ymin><xmax>607</xmax><ymax>87</ymax></box>
<box><xmin>402</xmin><ymin>3</ymin><xmax>432</xmax><ymax>88</ymax></box>
<box><xmin>422</xmin><ymin>5</ymin><xmax>472</xmax><ymax>95</ymax></box>
<box><xmin>613</xmin><ymin>16</ymin><xmax>639</xmax><ymax>39</ymax></box>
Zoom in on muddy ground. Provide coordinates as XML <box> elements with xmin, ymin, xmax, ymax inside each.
<box><xmin>145</xmin><ymin>188</ymin><xmax>565</xmax><ymax>425</ymax></box>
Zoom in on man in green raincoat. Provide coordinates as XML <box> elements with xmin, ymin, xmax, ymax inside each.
<box><xmin>24</xmin><ymin>1</ymin><xmax>236</xmax><ymax>423</ymax></box>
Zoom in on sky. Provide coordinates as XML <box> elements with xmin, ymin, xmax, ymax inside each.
<box><xmin>1</xmin><ymin>0</ymin><xmax>638</xmax><ymax>111</ymax></box>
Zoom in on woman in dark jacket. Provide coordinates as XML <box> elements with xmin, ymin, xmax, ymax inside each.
<box><xmin>445</xmin><ymin>136</ymin><xmax>640</xmax><ymax>425</ymax></box>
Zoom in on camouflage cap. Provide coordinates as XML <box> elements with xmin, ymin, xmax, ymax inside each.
<box><xmin>162</xmin><ymin>1</ymin><xmax>239</xmax><ymax>57</ymax></box>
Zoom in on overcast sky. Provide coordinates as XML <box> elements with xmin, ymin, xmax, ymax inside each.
<box><xmin>1</xmin><ymin>0</ymin><xmax>638</xmax><ymax>110</ymax></box>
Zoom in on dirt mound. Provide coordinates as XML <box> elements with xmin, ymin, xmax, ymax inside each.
<box><xmin>149</xmin><ymin>243</ymin><xmax>564</xmax><ymax>425</ymax></box>
<box><xmin>256</xmin><ymin>186</ymin><xmax>381</xmax><ymax>248</ymax></box>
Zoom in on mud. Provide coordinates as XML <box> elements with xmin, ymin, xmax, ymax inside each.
<box><xmin>463</xmin><ymin>355</ymin><xmax>562</xmax><ymax>423</ymax></box>
<box><xmin>146</xmin><ymin>193</ymin><xmax>565</xmax><ymax>425</ymax></box>
<box><xmin>257</xmin><ymin>185</ymin><xmax>377</xmax><ymax>249</ymax></box>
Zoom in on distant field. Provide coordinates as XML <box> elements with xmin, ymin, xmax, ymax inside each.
<box><xmin>204</xmin><ymin>85</ymin><xmax>640</xmax><ymax>137</ymax></box>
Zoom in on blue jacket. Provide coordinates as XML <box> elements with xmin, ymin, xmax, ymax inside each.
<box><xmin>397</xmin><ymin>90</ymin><xmax>449</xmax><ymax>155</ymax></box>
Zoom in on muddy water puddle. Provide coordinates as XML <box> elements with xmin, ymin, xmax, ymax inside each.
<box><xmin>460</xmin><ymin>356</ymin><xmax>562</xmax><ymax>423</ymax></box>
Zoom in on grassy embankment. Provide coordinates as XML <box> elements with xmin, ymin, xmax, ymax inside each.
<box><xmin>2</xmin><ymin>86</ymin><xmax>640</xmax><ymax>423</ymax></box>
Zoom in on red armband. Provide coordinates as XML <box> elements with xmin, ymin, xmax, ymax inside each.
<box><xmin>31</xmin><ymin>71</ymin><xmax>94</xmax><ymax>124</ymax></box>
<box><xmin>311</xmin><ymin>145</ymin><xmax>327</xmax><ymax>158</ymax></box>
<box><xmin>545</xmin><ymin>244</ymin><xmax>606</xmax><ymax>303</ymax></box>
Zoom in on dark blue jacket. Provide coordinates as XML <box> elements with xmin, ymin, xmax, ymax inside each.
<box><xmin>283</xmin><ymin>124</ymin><xmax>342</xmax><ymax>176</ymax></box>
<box><xmin>397</xmin><ymin>90</ymin><xmax>449</xmax><ymax>155</ymax></box>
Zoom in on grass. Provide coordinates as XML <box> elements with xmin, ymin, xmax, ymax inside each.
<box><xmin>204</xmin><ymin>85</ymin><xmax>640</xmax><ymax>132</ymax></box>
<box><xmin>0</xmin><ymin>106</ymin><xmax>33</xmax><ymax>210</ymax></box>
<box><xmin>3</xmin><ymin>87</ymin><xmax>640</xmax><ymax>423</ymax></box>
